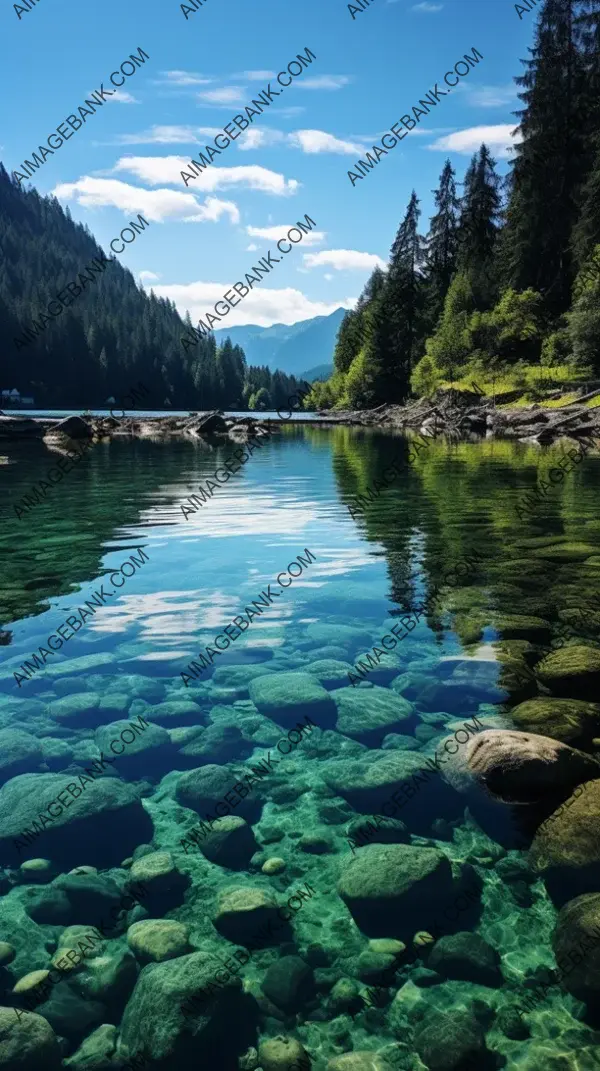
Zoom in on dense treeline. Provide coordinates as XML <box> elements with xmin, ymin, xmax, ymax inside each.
<box><xmin>0</xmin><ymin>165</ymin><xmax>304</xmax><ymax>411</ymax></box>
<box><xmin>309</xmin><ymin>0</ymin><xmax>600</xmax><ymax>409</ymax></box>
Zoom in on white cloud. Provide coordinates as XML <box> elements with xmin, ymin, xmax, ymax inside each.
<box><xmin>296</xmin><ymin>76</ymin><xmax>351</xmax><ymax>91</ymax></box>
<box><xmin>198</xmin><ymin>86</ymin><xmax>247</xmax><ymax>105</ymax></box>
<box><xmin>428</xmin><ymin>124</ymin><xmax>519</xmax><ymax>158</ymax></box>
<box><xmin>466</xmin><ymin>83</ymin><xmax>520</xmax><ymax>108</ymax></box>
<box><xmin>113</xmin><ymin>156</ymin><xmax>300</xmax><ymax>196</ymax></box>
<box><xmin>246</xmin><ymin>224</ymin><xmax>325</xmax><ymax>247</ymax></box>
<box><xmin>246</xmin><ymin>243</ymin><xmax>258</xmax><ymax>252</ymax></box>
<box><xmin>114</xmin><ymin>125</ymin><xmax>223</xmax><ymax>145</ymax></box>
<box><xmin>152</xmin><ymin>280</ymin><xmax>356</xmax><ymax>328</ymax></box>
<box><xmin>288</xmin><ymin>129</ymin><xmax>363</xmax><ymax>155</ymax></box>
<box><xmin>139</xmin><ymin>270</ymin><xmax>161</xmax><ymax>283</ymax></box>
<box><xmin>52</xmin><ymin>176</ymin><xmax>240</xmax><ymax>224</ymax></box>
<box><xmin>236</xmin><ymin>128</ymin><xmax>286</xmax><ymax>152</ymax></box>
<box><xmin>236</xmin><ymin>70</ymin><xmax>276</xmax><ymax>81</ymax></box>
<box><xmin>324</xmin><ymin>274</ymin><xmax>333</xmax><ymax>281</ymax></box>
<box><xmin>303</xmin><ymin>249</ymin><xmax>386</xmax><ymax>272</ymax></box>
<box><xmin>110</xmin><ymin>90</ymin><xmax>139</xmax><ymax>104</ymax></box>
<box><xmin>410</xmin><ymin>2</ymin><xmax>443</xmax><ymax>10</ymax></box>
<box><xmin>156</xmin><ymin>70</ymin><xmax>213</xmax><ymax>86</ymax></box>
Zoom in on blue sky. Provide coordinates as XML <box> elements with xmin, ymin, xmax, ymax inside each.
<box><xmin>2</xmin><ymin>0</ymin><xmax>536</xmax><ymax>329</ymax></box>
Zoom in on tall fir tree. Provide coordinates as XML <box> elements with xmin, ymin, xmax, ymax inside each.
<box><xmin>502</xmin><ymin>0</ymin><xmax>586</xmax><ymax>310</ymax></box>
<box><xmin>425</xmin><ymin>160</ymin><xmax>461</xmax><ymax>325</ymax></box>
<box><xmin>458</xmin><ymin>145</ymin><xmax>502</xmax><ymax>307</ymax></box>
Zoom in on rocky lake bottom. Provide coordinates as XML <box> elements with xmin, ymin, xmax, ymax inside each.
<box><xmin>0</xmin><ymin>426</ymin><xmax>600</xmax><ymax>1071</ymax></box>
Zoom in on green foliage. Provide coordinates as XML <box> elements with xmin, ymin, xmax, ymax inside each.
<box><xmin>471</xmin><ymin>288</ymin><xmax>545</xmax><ymax>364</ymax></box>
<box><xmin>410</xmin><ymin>355</ymin><xmax>441</xmax><ymax>397</ymax></box>
<box><xmin>425</xmin><ymin>272</ymin><xmax>475</xmax><ymax>375</ymax></box>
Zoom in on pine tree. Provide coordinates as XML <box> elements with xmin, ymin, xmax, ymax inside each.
<box><xmin>378</xmin><ymin>191</ymin><xmax>426</xmax><ymax>400</ymax></box>
<box><xmin>458</xmin><ymin>145</ymin><xmax>502</xmax><ymax>307</ymax></box>
<box><xmin>425</xmin><ymin>159</ymin><xmax>461</xmax><ymax>323</ymax></box>
<box><xmin>503</xmin><ymin>0</ymin><xmax>586</xmax><ymax>310</ymax></box>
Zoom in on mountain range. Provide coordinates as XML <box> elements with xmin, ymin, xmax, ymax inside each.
<box><xmin>213</xmin><ymin>307</ymin><xmax>345</xmax><ymax>382</ymax></box>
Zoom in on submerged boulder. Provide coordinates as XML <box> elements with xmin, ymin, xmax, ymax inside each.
<box><xmin>552</xmin><ymin>893</ymin><xmax>600</xmax><ymax>1004</ymax></box>
<box><xmin>248</xmin><ymin>672</ymin><xmax>337</xmax><ymax>729</ymax></box>
<box><xmin>510</xmin><ymin>697</ymin><xmax>600</xmax><ymax>745</ymax></box>
<box><xmin>530</xmin><ymin>779</ymin><xmax>600</xmax><ymax>903</ymax></box>
<box><xmin>536</xmin><ymin>645</ymin><xmax>600</xmax><ymax>699</ymax></box>
<box><xmin>463</xmin><ymin>729</ymin><xmax>600</xmax><ymax>804</ymax></box>
<box><xmin>0</xmin><ymin>773</ymin><xmax>153</xmax><ymax>868</ymax></box>
<box><xmin>337</xmin><ymin>843</ymin><xmax>455</xmax><ymax>938</ymax></box>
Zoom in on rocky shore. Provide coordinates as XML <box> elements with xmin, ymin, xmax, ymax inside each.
<box><xmin>314</xmin><ymin>386</ymin><xmax>600</xmax><ymax>446</ymax></box>
<box><xmin>2</xmin><ymin>387</ymin><xmax>600</xmax><ymax>448</ymax></box>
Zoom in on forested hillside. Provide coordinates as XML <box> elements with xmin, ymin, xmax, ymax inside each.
<box><xmin>0</xmin><ymin>165</ymin><xmax>304</xmax><ymax>410</ymax></box>
<box><xmin>309</xmin><ymin>0</ymin><xmax>600</xmax><ymax>410</ymax></box>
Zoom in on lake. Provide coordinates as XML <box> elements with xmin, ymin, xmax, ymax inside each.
<box><xmin>1</xmin><ymin>426</ymin><xmax>599</xmax><ymax>1068</ymax></box>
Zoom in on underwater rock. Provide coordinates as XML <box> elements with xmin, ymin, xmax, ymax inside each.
<box><xmin>261</xmin><ymin>954</ymin><xmax>315</xmax><ymax>1011</ymax></box>
<box><xmin>426</xmin><ymin>931</ymin><xmax>503</xmax><ymax>986</ymax></box>
<box><xmin>174</xmin><ymin>719</ymin><xmax>252</xmax><ymax>768</ymax></box>
<box><xmin>305</xmin><ymin>623</ymin><xmax>374</xmax><ymax>649</ymax></box>
<box><xmin>0</xmin><ymin>1005</ymin><xmax>61</xmax><ymax>1069</ymax></box>
<box><xmin>129</xmin><ymin>852</ymin><xmax>189</xmax><ymax>908</ymax></box>
<box><xmin>346</xmin><ymin>815</ymin><xmax>409</xmax><ymax>850</ymax></box>
<box><xmin>304</xmin><ymin>659</ymin><xmax>356</xmax><ymax>689</ymax></box>
<box><xmin>127</xmin><ymin>920</ymin><xmax>191</xmax><ymax>965</ymax></box>
<box><xmin>489</xmin><ymin>613</ymin><xmax>552</xmax><ymax>642</ymax></box>
<box><xmin>510</xmin><ymin>697</ymin><xmax>600</xmax><ymax>745</ymax></box>
<box><xmin>148</xmin><ymin>700</ymin><xmax>207</xmax><ymax>728</ymax></box>
<box><xmin>0</xmin><ymin>730</ymin><xmax>44</xmax><ymax>785</ymax></box>
<box><xmin>48</xmin><ymin>693</ymin><xmax>103</xmax><ymax>728</ymax></box>
<box><xmin>323</xmin><ymin>751</ymin><xmax>462</xmax><ymax>833</ymax></box>
<box><xmin>259</xmin><ymin>1035</ymin><xmax>311</xmax><ymax>1071</ymax></box>
<box><xmin>530</xmin><ymin>779</ymin><xmax>600</xmax><ymax>903</ymax></box>
<box><xmin>327</xmin><ymin>1053</ymin><xmax>392</xmax><ymax>1071</ymax></box>
<box><xmin>333</xmin><ymin>687</ymin><xmax>413</xmax><ymax>746</ymax></box>
<box><xmin>248</xmin><ymin>672</ymin><xmax>337</xmax><ymax>729</ymax></box>
<box><xmin>18</xmin><ymin>858</ymin><xmax>55</xmax><ymax>885</ymax></box>
<box><xmin>463</xmin><ymin>729</ymin><xmax>600</xmax><ymax>803</ymax></box>
<box><xmin>552</xmin><ymin>893</ymin><xmax>600</xmax><ymax>1003</ymax></box>
<box><xmin>536</xmin><ymin>645</ymin><xmax>600</xmax><ymax>699</ymax></box>
<box><xmin>175</xmin><ymin>763</ymin><xmax>263</xmax><ymax>823</ymax></box>
<box><xmin>210</xmin><ymin>663</ymin><xmax>275</xmax><ymax>698</ymax></box>
<box><xmin>413</xmin><ymin>1009</ymin><xmax>486</xmax><ymax>1070</ymax></box>
<box><xmin>213</xmin><ymin>887</ymin><xmax>281</xmax><ymax>944</ymax></box>
<box><xmin>95</xmin><ymin>718</ymin><xmax>174</xmax><ymax>780</ymax></box>
<box><xmin>68</xmin><ymin>944</ymin><xmax>138</xmax><ymax>1017</ymax></box>
<box><xmin>62</xmin><ymin>1023</ymin><xmax>119</xmax><ymax>1070</ymax></box>
<box><xmin>337</xmin><ymin>843</ymin><xmax>455</xmax><ymax>938</ymax></box>
<box><xmin>0</xmin><ymin>773</ymin><xmax>153</xmax><ymax>868</ymax></box>
<box><xmin>529</xmin><ymin>542</ymin><xmax>600</xmax><ymax>562</ymax></box>
<box><xmin>195</xmin><ymin>816</ymin><xmax>258</xmax><ymax>869</ymax></box>
<box><xmin>118</xmin><ymin>950</ymin><xmax>247</xmax><ymax>1067</ymax></box>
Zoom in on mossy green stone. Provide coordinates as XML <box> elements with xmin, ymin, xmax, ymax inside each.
<box><xmin>536</xmin><ymin>645</ymin><xmax>600</xmax><ymax>698</ymax></box>
<box><xmin>529</xmin><ymin>542</ymin><xmax>600</xmax><ymax>562</ymax></box>
<box><xmin>248</xmin><ymin>671</ymin><xmax>337</xmax><ymax>728</ymax></box>
<box><xmin>337</xmin><ymin>843</ymin><xmax>454</xmax><ymax>938</ymax></box>
<box><xmin>510</xmin><ymin>698</ymin><xmax>600</xmax><ymax>744</ymax></box>
<box><xmin>490</xmin><ymin>614</ymin><xmax>552</xmax><ymax>640</ymax></box>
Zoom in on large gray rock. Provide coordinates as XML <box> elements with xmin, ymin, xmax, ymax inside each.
<box><xmin>337</xmin><ymin>843</ymin><xmax>455</xmax><ymax>938</ymax></box>
<box><xmin>118</xmin><ymin>951</ymin><xmax>247</xmax><ymax>1067</ymax></box>
<box><xmin>0</xmin><ymin>773</ymin><xmax>153</xmax><ymax>868</ymax></box>
<box><xmin>464</xmin><ymin>729</ymin><xmax>600</xmax><ymax>804</ymax></box>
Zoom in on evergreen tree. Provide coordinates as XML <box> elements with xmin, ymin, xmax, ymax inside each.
<box><xmin>503</xmin><ymin>0</ymin><xmax>586</xmax><ymax>310</ymax></box>
<box><xmin>458</xmin><ymin>145</ymin><xmax>502</xmax><ymax>307</ymax></box>
<box><xmin>425</xmin><ymin>159</ymin><xmax>461</xmax><ymax>323</ymax></box>
<box><xmin>379</xmin><ymin>191</ymin><xmax>426</xmax><ymax>400</ymax></box>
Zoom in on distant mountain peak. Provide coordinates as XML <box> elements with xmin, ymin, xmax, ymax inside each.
<box><xmin>213</xmin><ymin>307</ymin><xmax>346</xmax><ymax>380</ymax></box>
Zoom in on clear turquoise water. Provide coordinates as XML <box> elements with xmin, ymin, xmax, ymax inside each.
<box><xmin>1</xmin><ymin>427</ymin><xmax>600</xmax><ymax>1069</ymax></box>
